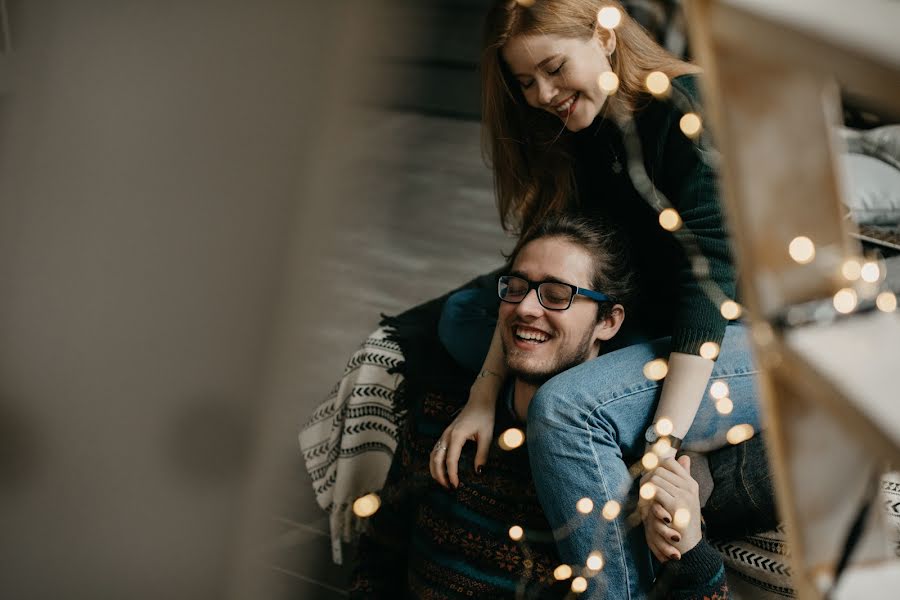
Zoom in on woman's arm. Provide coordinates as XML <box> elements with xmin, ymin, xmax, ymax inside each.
<box><xmin>430</xmin><ymin>323</ymin><xmax>506</xmax><ymax>489</ymax></box>
<box><xmin>651</xmin><ymin>351</ymin><xmax>715</xmax><ymax>449</ymax></box>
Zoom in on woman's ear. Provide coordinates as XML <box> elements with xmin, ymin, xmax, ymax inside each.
<box><xmin>595</xmin><ymin>26</ymin><xmax>617</xmax><ymax>56</ymax></box>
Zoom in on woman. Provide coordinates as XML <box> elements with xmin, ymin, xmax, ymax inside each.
<box><xmin>430</xmin><ymin>1</ymin><xmax>761</xmax><ymax>598</ymax></box>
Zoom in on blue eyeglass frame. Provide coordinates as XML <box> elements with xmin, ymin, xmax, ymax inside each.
<box><xmin>497</xmin><ymin>275</ymin><xmax>613</xmax><ymax>311</ymax></box>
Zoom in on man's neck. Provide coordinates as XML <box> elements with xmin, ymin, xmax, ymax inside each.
<box><xmin>512</xmin><ymin>378</ymin><xmax>538</xmax><ymax>423</ymax></box>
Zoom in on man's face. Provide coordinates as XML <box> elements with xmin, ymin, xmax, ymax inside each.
<box><xmin>499</xmin><ymin>236</ymin><xmax>607</xmax><ymax>385</ymax></box>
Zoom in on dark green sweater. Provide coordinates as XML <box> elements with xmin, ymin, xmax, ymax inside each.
<box><xmin>573</xmin><ymin>74</ymin><xmax>735</xmax><ymax>355</ymax></box>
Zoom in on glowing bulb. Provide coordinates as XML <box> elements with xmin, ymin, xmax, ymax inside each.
<box><xmin>509</xmin><ymin>525</ymin><xmax>524</xmax><ymax>541</ymax></box>
<box><xmin>586</xmin><ymin>552</ymin><xmax>604</xmax><ymax>571</ymax></box>
<box><xmin>789</xmin><ymin>236</ymin><xmax>815</xmax><ymax>264</ymax></box>
<box><xmin>726</xmin><ymin>424</ymin><xmax>755</xmax><ymax>445</ymax></box>
<box><xmin>640</xmin><ymin>482</ymin><xmax>657</xmax><ymax>500</ymax></box>
<box><xmin>833</xmin><ymin>288</ymin><xmax>858</xmax><ymax>314</ymax></box>
<box><xmin>352</xmin><ymin>493</ymin><xmax>381</xmax><ymax>518</ymax></box>
<box><xmin>653</xmin><ymin>438</ymin><xmax>672</xmax><ymax>456</ymax></box>
<box><xmin>709</xmin><ymin>381</ymin><xmax>729</xmax><ymax>399</ymax></box>
<box><xmin>554</xmin><ymin>564</ymin><xmax>573</xmax><ymax>580</ymax></box>
<box><xmin>842</xmin><ymin>259</ymin><xmax>862</xmax><ymax>281</ymax></box>
<box><xmin>720</xmin><ymin>300</ymin><xmax>741</xmax><ymax>320</ymax></box>
<box><xmin>642</xmin><ymin>452</ymin><xmax>659</xmax><ymax>470</ymax></box>
<box><xmin>602</xmin><ymin>500</ymin><xmax>621</xmax><ymax>520</ymax></box>
<box><xmin>646</xmin><ymin>71</ymin><xmax>670</xmax><ymax>95</ymax></box>
<box><xmin>499</xmin><ymin>427</ymin><xmax>525</xmax><ymax>450</ymax></box>
<box><xmin>643</xmin><ymin>358</ymin><xmax>668</xmax><ymax>381</ymax></box>
<box><xmin>597</xmin><ymin>6</ymin><xmax>622</xmax><ymax>29</ymax></box>
<box><xmin>699</xmin><ymin>342</ymin><xmax>720</xmax><ymax>360</ymax></box>
<box><xmin>597</xmin><ymin>70</ymin><xmax>619</xmax><ymax>94</ymax></box>
<box><xmin>679</xmin><ymin>113</ymin><xmax>702</xmax><ymax>138</ymax></box>
<box><xmin>861</xmin><ymin>261</ymin><xmax>881</xmax><ymax>283</ymax></box>
<box><xmin>659</xmin><ymin>208</ymin><xmax>682</xmax><ymax>231</ymax></box>
<box><xmin>716</xmin><ymin>397</ymin><xmax>734</xmax><ymax>415</ymax></box>
<box><xmin>572</xmin><ymin>577</ymin><xmax>588</xmax><ymax>593</ymax></box>
<box><xmin>576</xmin><ymin>498</ymin><xmax>594</xmax><ymax>514</ymax></box>
<box><xmin>655</xmin><ymin>418</ymin><xmax>674</xmax><ymax>436</ymax></box>
<box><xmin>876</xmin><ymin>292</ymin><xmax>897</xmax><ymax>313</ymax></box>
<box><xmin>673</xmin><ymin>508</ymin><xmax>691</xmax><ymax>529</ymax></box>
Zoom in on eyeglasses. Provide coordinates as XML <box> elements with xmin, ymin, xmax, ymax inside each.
<box><xmin>497</xmin><ymin>275</ymin><xmax>612</xmax><ymax>311</ymax></box>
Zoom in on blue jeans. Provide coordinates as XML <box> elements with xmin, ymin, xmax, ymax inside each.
<box><xmin>439</xmin><ymin>288</ymin><xmax>763</xmax><ymax>599</ymax></box>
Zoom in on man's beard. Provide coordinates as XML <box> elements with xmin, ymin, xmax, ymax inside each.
<box><xmin>504</xmin><ymin>327</ymin><xmax>596</xmax><ymax>386</ymax></box>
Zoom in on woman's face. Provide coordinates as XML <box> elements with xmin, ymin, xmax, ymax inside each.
<box><xmin>502</xmin><ymin>30</ymin><xmax>615</xmax><ymax>132</ymax></box>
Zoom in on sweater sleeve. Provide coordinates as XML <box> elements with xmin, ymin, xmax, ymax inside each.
<box><xmin>659</xmin><ymin>538</ymin><xmax>729</xmax><ymax>599</ymax></box>
<box><xmin>655</xmin><ymin>75</ymin><xmax>736</xmax><ymax>356</ymax></box>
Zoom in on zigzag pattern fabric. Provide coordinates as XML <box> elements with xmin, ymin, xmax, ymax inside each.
<box><xmin>299</xmin><ymin>328</ymin><xmax>405</xmax><ymax>564</ymax></box>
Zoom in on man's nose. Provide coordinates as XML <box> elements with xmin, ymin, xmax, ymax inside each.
<box><xmin>516</xmin><ymin>289</ymin><xmax>544</xmax><ymax>317</ymax></box>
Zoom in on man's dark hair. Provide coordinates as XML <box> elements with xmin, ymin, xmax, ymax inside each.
<box><xmin>509</xmin><ymin>214</ymin><xmax>635</xmax><ymax>320</ymax></box>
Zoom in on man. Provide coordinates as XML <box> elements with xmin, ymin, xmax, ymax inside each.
<box><xmin>350</xmin><ymin>215</ymin><xmax>764</xmax><ymax>598</ymax></box>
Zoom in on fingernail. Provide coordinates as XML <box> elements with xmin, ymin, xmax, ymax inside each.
<box><xmin>476</xmin><ymin>466</ymin><xmax>483</xmax><ymax>475</ymax></box>
<box><xmin>663</xmin><ymin>517</ymin><xmax>671</xmax><ymax>524</ymax></box>
<box><xmin>670</xmin><ymin>535</ymin><xmax>680</xmax><ymax>543</ymax></box>
<box><xmin>669</xmin><ymin>553</ymin><xmax>680</xmax><ymax>561</ymax></box>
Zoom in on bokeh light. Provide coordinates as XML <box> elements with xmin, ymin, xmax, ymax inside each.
<box><xmin>788</xmin><ymin>236</ymin><xmax>815</xmax><ymax>264</ymax></box>
<box><xmin>353</xmin><ymin>493</ymin><xmax>381</xmax><ymax>518</ymax></box>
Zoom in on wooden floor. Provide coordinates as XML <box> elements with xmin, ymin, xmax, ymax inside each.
<box><xmin>265</xmin><ymin>109</ymin><xmax>509</xmax><ymax>599</ymax></box>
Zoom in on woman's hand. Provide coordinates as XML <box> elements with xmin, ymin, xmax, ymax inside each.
<box><xmin>429</xmin><ymin>376</ymin><xmax>499</xmax><ymax>489</ymax></box>
<box><xmin>640</xmin><ymin>455</ymin><xmax>703</xmax><ymax>563</ymax></box>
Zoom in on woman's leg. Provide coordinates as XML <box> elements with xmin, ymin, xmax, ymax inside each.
<box><xmin>437</xmin><ymin>288</ymin><xmax>498</xmax><ymax>373</ymax></box>
<box><xmin>526</xmin><ymin>324</ymin><xmax>761</xmax><ymax>599</ymax></box>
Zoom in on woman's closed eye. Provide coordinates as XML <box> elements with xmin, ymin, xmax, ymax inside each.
<box><xmin>548</xmin><ymin>61</ymin><xmax>565</xmax><ymax>76</ymax></box>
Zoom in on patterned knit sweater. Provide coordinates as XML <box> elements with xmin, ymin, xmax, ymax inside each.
<box><xmin>350</xmin><ymin>386</ymin><xmax>728</xmax><ymax>599</ymax></box>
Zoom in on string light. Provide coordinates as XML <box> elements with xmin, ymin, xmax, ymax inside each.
<box><xmin>720</xmin><ymin>300</ymin><xmax>741</xmax><ymax>320</ymax></box>
<box><xmin>842</xmin><ymin>259</ymin><xmax>862</xmax><ymax>281</ymax></box>
<box><xmin>653</xmin><ymin>438</ymin><xmax>672</xmax><ymax>456</ymax></box>
<box><xmin>659</xmin><ymin>208</ymin><xmax>682</xmax><ymax>231</ymax></box>
<box><xmin>709</xmin><ymin>381</ymin><xmax>729</xmax><ymax>399</ymax></box>
<box><xmin>597</xmin><ymin>6</ymin><xmax>622</xmax><ymax>29</ymax></box>
<box><xmin>577</xmin><ymin>498</ymin><xmax>594</xmax><ymax>514</ymax></box>
<box><xmin>598</xmin><ymin>71</ymin><xmax>619</xmax><ymax>94</ymax></box>
<box><xmin>726</xmin><ymin>424</ymin><xmax>755</xmax><ymax>444</ymax></box>
<box><xmin>861</xmin><ymin>261</ymin><xmax>881</xmax><ymax>283</ymax></box>
<box><xmin>571</xmin><ymin>577</ymin><xmax>588</xmax><ymax>593</ymax></box>
<box><xmin>642</xmin><ymin>452</ymin><xmax>659</xmax><ymax>470</ymax></box>
<box><xmin>655</xmin><ymin>418</ymin><xmax>674</xmax><ymax>436</ymax></box>
<box><xmin>640</xmin><ymin>482</ymin><xmax>657</xmax><ymax>500</ymax></box>
<box><xmin>352</xmin><ymin>493</ymin><xmax>381</xmax><ymax>518</ymax></box>
<box><xmin>643</xmin><ymin>358</ymin><xmax>668</xmax><ymax>381</ymax></box>
<box><xmin>509</xmin><ymin>525</ymin><xmax>524</xmax><ymax>541</ymax></box>
<box><xmin>715</xmin><ymin>397</ymin><xmax>734</xmax><ymax>415</ymax></box>
<box><xmin>586</xmin><ymin>552</ymin><xmax>604</xmax><ymax>571</ymax></box>
<box><xmin>788</xmin><ymin>236</ymin><xmax>815</xmax><ymax>264</ymax></box>
<box><xmin>679</xmin><ymin>113</ymin><xmax>702</xmax><ymax>138</ymax></box>
<box><xmin>832</xmin><ymin>288</ymin><xmax>858</xmax><ymax>314</ymax></box>
<box><xmin>673</xmin><ymin>507</ymin><xmax>691</xmax><ymax>528</ymax></box>
<box><xmin>602</xmin><ymin>500</ymin><xmax>621</xmax><ymax>520</ymax></box>
<box><xmin>645</xmin><ymin>71</ymin><xmax>670</xmax><ymax>96</ymax></box>
<box><xmin>876</xmin><ymin>292</ymin><xmax>897</xmax><ymax>313</ymax></box>
<box><xmin>499</xmin><ymin>428</ymin><xmax>525</xmax><ymax>450</ymax></box>
<box><xmin>554</xmin><ymin>564</ymin><xmax>573</xmax><ymax>580</ymax></box>
<box><xmin>699</xmin><ymin>341</ymin><xmax>720</xmax><ymax>360</ymax></box>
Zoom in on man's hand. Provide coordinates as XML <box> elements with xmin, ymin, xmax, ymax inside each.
<box><xmin>639</xmin><ymin>456</ymin><xmax>703</xmax><ymax>563</ymax></box>
<box><xmin>429</xmin><ymin>378</ymin><xmax>497</xmax><ymax>489</ymax></box>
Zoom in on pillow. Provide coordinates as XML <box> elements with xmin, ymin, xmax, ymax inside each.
<box><xmin>839</xmin><ymin>153</ymin><xmax>900</xmax><ymax>226</ymax></box>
